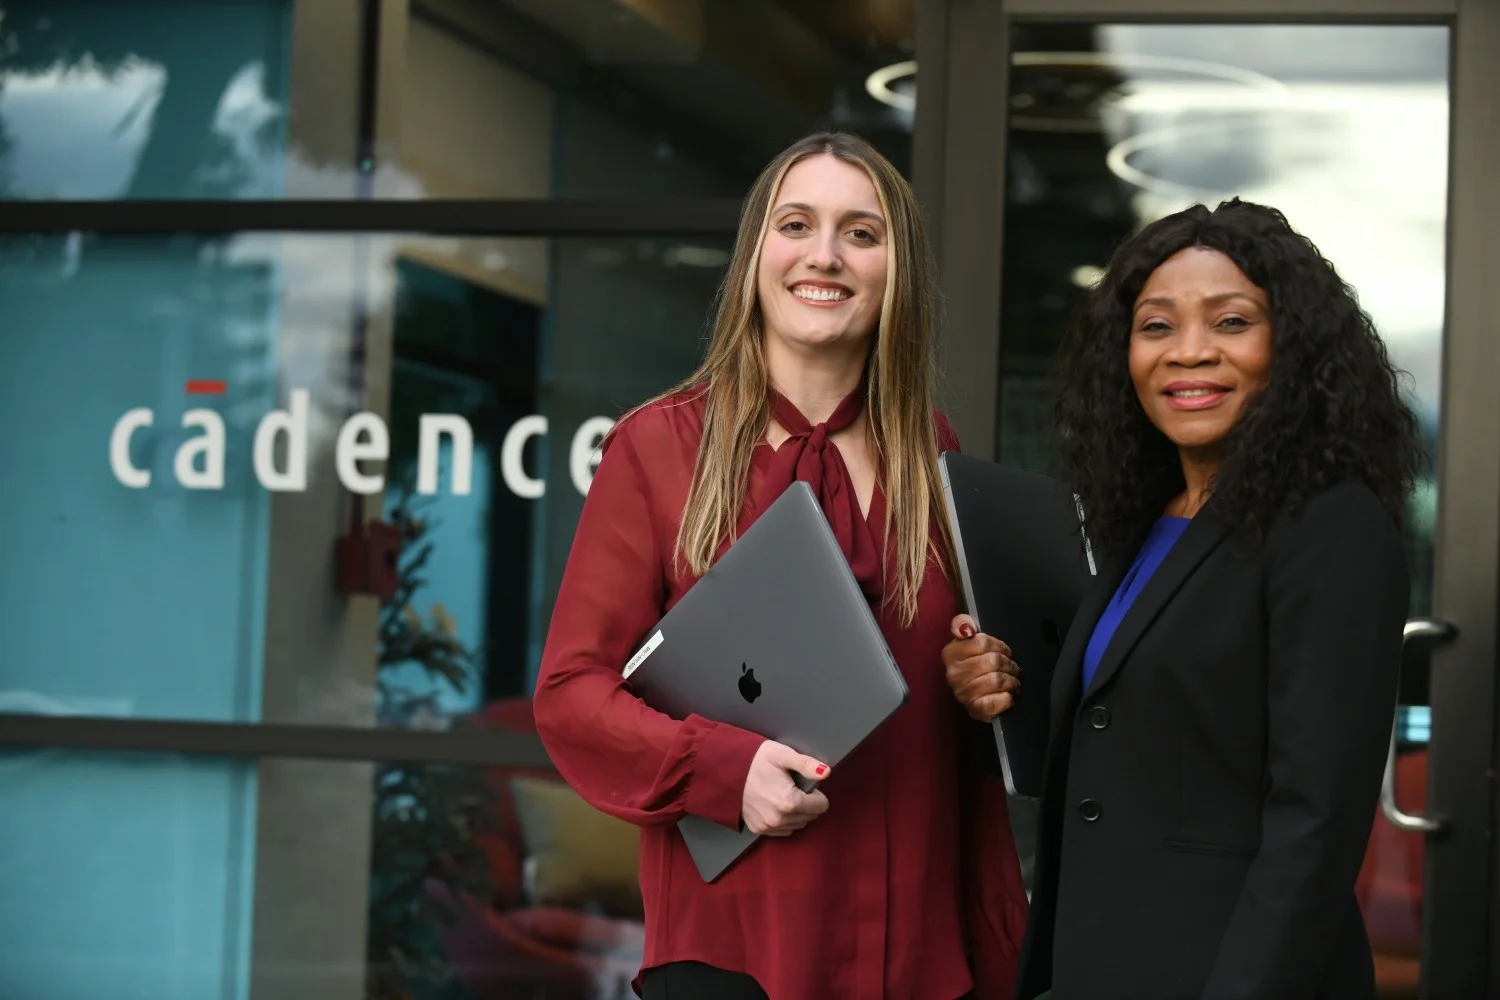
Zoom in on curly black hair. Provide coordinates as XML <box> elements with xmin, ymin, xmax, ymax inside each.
<box><xmin>1055</xmin><ymin>198</ymin><xmax>1423</xmax><ymax>558</ymax></box>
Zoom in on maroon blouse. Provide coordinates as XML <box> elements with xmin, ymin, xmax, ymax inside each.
<box><xmin>533</xmin><ymin>389</ymin><xmax>1028</xmax><ymax>1000</ymax></box>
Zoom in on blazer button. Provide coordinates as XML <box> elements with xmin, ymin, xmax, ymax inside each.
<box><xmin>1078</xmin><ymin>798</ymin><xmax>1102</xmax><ymax>822</ymax></box>
<box><xmin>1090</xmin><ymin>706</ymin><xmax>1111</xmax><ymax>729</ymax></box>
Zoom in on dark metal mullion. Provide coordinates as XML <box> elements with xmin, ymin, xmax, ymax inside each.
<box><xmin>934</xmin><ymin>0</ymin><xmax>1010</xmax><ymax>458</ymax></box>
<box><xmin>0</xmin><ymin>199</ymin><xmax>745</xmax><ymax>236</ymax></box>
<box><xmin>355</xmin><ymin>0</ymin><xmax>384</xmax><ymax>182</ymax></box>
<box><xmin>912</xmin><ymin>0</ymin><xmax>951</xmax><ymax>261</ymax></box>
<box><xmin>1431</xmin><ymin>0</ymin><xmax>1500</xmax><ymax>993</ymax></box>
<box><xmin>0</xmin><ymin>714</ymin><xmax>553</xmax><ymax>769</ymax></box>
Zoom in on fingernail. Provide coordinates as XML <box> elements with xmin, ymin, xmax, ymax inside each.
<box><xmin>959</xmin><ymin>624</ymin><xmax>975</xmax><ymax>638</ymax></box>
<box><xmin>816</xmin><ymin>765</ymin><xmax>827</xmax><ymax>776</ymax></box>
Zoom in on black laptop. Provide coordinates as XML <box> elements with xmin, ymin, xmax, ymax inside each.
<box><xmin>938</xmin><ymin>451</ymin><xmax>1094</xmax><ymax>798</ymax></box>
<box><xmin>623</xmin><ymin>482</ymin><xmax>909</xmax><ymax>881</ymax></box>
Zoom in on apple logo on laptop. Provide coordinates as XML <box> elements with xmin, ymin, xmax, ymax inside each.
<box><xmin>738</xmin><ymin>664</ymin><xmax>762</xmax><ymax>704</ymax></box>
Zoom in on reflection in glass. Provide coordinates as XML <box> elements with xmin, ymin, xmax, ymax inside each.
<box><xmin>0</xmin><ymin>745</ymin><xmax>639</xmax><ymax>1000</ymax></box>
<box><xmin>374</xmin><ymin>710</ymin><xmax>645</xmax><ymax>1000</ymax></box>
<box><xmin>0</xmin><ymin>234</ymin><xmax>283</xmax><ymax>725</ymax></box>
<box><xmin>996</xmin><ymin>25</ymin><xmax>1448</xmax><ymax>999</ymax></box>
<box><xmin>0</xmin><ymin>0</ymin><xmax>293</xmax><ymax>199</ymax></box>
<box><xmin>387</xmin><ymin>0</ymin><xmax>918</xmax><ymax>200</ymax></box>
<box><xmin>491</xmin><ymin>0</ymin><xmax>920</xmax><ymax>194</ymax></box>
<box><xmin>0</xmin><ymin>1</ymin><xmax>920</xmax><ymax>203</ymax></box>
<box><xmin>0</xmin><ymin>748</ymin><xmax>257</xmax><ymax>1000</ymax></box>
<box><xmin>377</xmin><ymin>261</ymin><xmax>543</xmax><ymax>724</ymax></box>
<box><xmin>0</xmin><ymin>233</ymin><xmax>728</xmax><ymax>728</ymax></box>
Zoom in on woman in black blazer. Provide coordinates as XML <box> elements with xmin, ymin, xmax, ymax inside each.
<box><xmin>944</xmin><ymin>199</ymin><xmax>1421</xmax><ymax>1000</ymax></box>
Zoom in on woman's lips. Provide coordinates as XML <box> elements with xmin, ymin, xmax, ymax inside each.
<box><xmin>1163</xmin><ymin>383</ymin><xmax>1230</xmax><ymax>410</ymax></box>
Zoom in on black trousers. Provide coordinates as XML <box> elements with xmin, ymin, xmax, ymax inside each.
<box><xmin>640</xmin><ymin>962</ymin><xmax>767</xmax><ymax>1000</ymax></box>
<box><xmin>640</xmin><ymin>961</ymin><xmax>977</xmax><ymax>999</ymax></box>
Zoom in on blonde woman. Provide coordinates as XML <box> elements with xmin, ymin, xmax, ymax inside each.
<box><xmin>533</xmin><ymin>132</ymin><xmax>1028</xmax><ymax>1000</ymax></box>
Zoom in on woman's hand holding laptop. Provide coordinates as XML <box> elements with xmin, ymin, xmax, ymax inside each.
<box><xmin>941</xmin><ymin>614</ymin><xmax>1023</xmax><ymax>722</ymax></box>
<box><xmin>741</xmin><ymin>740</ymin><xmax>831</xmax><ymax>837</ymax></box>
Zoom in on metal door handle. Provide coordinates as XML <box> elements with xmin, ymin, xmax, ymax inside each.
<box><xmin>1379</xmin><ymin>617</ymin><xmax>1457</xmax><ymax>834</ymax></box>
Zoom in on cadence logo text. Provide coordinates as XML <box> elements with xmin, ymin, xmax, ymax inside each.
<box><xmin>109</xmin><ymin>389</ymin><xmax>616</xmax><ymax>498</ymax></box>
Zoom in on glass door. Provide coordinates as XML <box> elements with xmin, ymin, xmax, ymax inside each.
<box><xmin>930</xmin><ymin>0</ymin><xmax>1500</xmax><ymax>995</ymax></box>
<box><xmin>1001</xmin><ymin>24</ymin><xmax>1448</xmax><ymax>998</ymax></box>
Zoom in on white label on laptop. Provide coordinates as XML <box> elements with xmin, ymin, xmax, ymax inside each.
<box><xmin>622</xmin><ymin>630</ymin><xmax>663</xmax><ymax>679</ymax></box>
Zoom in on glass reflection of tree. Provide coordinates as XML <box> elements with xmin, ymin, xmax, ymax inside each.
<box><xmin>377</xmin><ymin>353</ymin><xmax>497</xmax><ymax>727</ymax></box>
<box><xmin>389</xmin><ymin>258</ymin><xmax>543</xmax><ymax>704</ymax></box>
<box><xmin>367</xmin><ymin>261</ymin><xmax>542</xmax><ymax>1000</ymax></box>
<box><xmin>367</xmin><ymin>507</ymin><xmax>495</xmax><ymax>1000</ymax></box>
<box><xmin>0</xmin><ymin>2</ymin><xmax>283</xmax><ymax>197</ymax></box>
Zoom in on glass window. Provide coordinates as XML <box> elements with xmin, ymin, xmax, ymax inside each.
<box><xmin>0</xmin><ymin>746</ymin><xmax>640</xmax><ymax>1000</ymax></box>
<box><xmin>0</xmin><ymin>0</ymin><xmax>298</xmax><ymax>199</ymax></box>
<box><xmin>0</xmin><ymin>749</ymin><xmax>257</xmax><ymax>1000</ymax></box>
<box><xmin>998</xmin><ymin>21</ymin><xmax>1447</xmax><ymax>604</ymax></box>
<box><xmin>0</xmin><ymin>1</ymin><xmax>918</xmax><ymax>203</ymax></box>
<box><xmin>994</xmin><ymin>24</ymin><xmax>1449</xmax><ymax>996</ymax></box>
<box><xmin>0</xmin><ymin>232</ymin><xmax>730</xmax><ymax>727</ymax></box>
<box><xmin>369</xmin><ymin>730</ymin><xmax>647</xmax><ymax>1000</ymax></box>
<box><xmin>399</xmin><ymin>1</ymin><xmax>919</xmax><ymax>197</ymax></box>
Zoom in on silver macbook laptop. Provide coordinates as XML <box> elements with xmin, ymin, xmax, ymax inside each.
<box><xmin>623</xmin><ymin>481</ymin><xmax>908</xmax><ymax>882</ymax></box>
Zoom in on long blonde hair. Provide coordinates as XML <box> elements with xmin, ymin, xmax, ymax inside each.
<box><xmin>628</xmin><ymin>132</ymin><xmax>955</xmax><ymax>626</ymax></box>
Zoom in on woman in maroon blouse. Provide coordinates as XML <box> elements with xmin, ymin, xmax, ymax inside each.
<box><xmin>532</xmin><ymin>131</ymin><xmax>1028</xmax><ymax>1000</ymax></box>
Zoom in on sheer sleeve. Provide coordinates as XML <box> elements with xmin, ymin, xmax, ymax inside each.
<box><xmin>532</xmin><ymin>410</ymin><xmax>766</xmax><ymax>831</ymax></box>
<box><xmin>934</xmin><ymin>409</ymin><xmax>961</xmax><ymax>454</ymax></box>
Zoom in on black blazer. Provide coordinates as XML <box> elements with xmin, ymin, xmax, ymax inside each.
<box><xmin>1015</xmin><ymin>482</ymin><xmax>1409</xmax><ymax>1000</ymax></box>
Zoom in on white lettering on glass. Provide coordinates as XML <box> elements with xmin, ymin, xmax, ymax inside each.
<box><xmin>418</xmin><ymin>414</ymin><xmax>473</xmax><ymax>496</ymax></box>
<box><xmin>501</xmin><ymin>416</ymin><xmax>547</xmax><ymax>500</ymax></box>
<box><xmin>253</xmin><ymin>389</ymin><xmax>310</xmax><ymax>492</ymax></box>
<box><xmin>570</xmin><ymin>417</ymin><xmax>615</xmax><ymax>495</ymax></box>
<box><xmin>107</xmin><ymin>396</ymin><xmax>615</xmax><ymax>499</ymax></box>
<box><xmin>176</xmin><ymin>409</ymin><xmax>226</xmax><ymax>489</ymax></box>
<box><xmin>110</xmin><ymin>407</ymin><xmax>154</xmax><ymax>488</ymax></box>
<box><xmin>336</xmin><ymin>413</ymin><xmax>389</xmax><ymax>495</ymax></box>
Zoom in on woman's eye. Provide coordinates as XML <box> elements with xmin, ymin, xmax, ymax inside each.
<box><xmin>1140</xmin><ymin>320</ymin><xmax>1169</xmax><ymax>333</ymax></box>
<box><xmin>780</xmin><ymin>220</ymin><xmax>809</xmax><ymax>233</ymax></box>
<box><xmin>1219</xmin><ymin>316</ymin><xmax>1249</xmax><ymax>330</ymax></box>
<box><xmin>847</xmin><ymin>227</ymin><xmax>877</xmax><ymax>242</ymax></box>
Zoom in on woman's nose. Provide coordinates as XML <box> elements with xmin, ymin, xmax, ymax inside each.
<box><xmin>1166</xmin><ymin>323</ymin><xmax>1218</xmax><ymax>365</ymax></box>
<box><xmin>803</xmin><ymin>232</ymin><xmax>842</xmax><ymax>271</ymax></box>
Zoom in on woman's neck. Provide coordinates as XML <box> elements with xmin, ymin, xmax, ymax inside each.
<box><xmin>1169</xmin><ymin>448</ymin><xmax>1220</xmax><ymax>518</ymax></box>
<box><xmin>764</xmin><ymin>336</ymin><xmax>869</xmax><ymax>426</ymax></box>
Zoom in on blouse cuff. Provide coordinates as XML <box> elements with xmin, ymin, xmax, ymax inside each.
<box><xmin>685</xmin><ymin>718</ymin><xmax>766</xmax><ymax>830</ymax></box>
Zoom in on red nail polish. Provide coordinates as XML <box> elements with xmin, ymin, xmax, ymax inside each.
<box><xmin>960</xmin><ymin>624</ymin><xmax>975</xmax><ymax>639</ymax></box>
<box><xmin>816</xmin><ymin>765</ymin><xmax>827</xmax><ymax>776</ymax></box>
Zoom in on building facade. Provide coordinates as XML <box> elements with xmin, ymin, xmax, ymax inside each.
<box><xmin>1</xmin><ymin>1</ymin><xmax>1496</xmax><ymax>998</ymax></box>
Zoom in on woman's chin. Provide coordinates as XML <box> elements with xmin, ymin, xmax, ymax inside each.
<box><xmin>769</xmin><ymin>326</ymin><xmax>871</xmax><ymax>355</ymax></box>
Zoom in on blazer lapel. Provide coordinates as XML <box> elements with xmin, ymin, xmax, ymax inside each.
<box><xmin>1047</xmin><ymin>561</ymin><xmax>1125</xmax><ymax>756</ymax></box>
<box><xmin>1081</xmin><ymin>508</ymin><xmax>1231</xmax><ymax>701</ymax></box>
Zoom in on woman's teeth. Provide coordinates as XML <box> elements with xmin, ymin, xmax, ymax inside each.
<box><xmin>793</xmin><ymin>286</ymin><xmax>849</xmax><ymax>302</ymax></box>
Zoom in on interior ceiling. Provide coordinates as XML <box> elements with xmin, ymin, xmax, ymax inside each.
<box><xmin>494</xmin><ymin>0</ymin><xmax>912</xmax><ymax>72</ymax></box>
<box><xmin>769</xmin><ymin>0</ymin><xmax>916</xmax><ymax>63</ymax></box>
<box><xmin>478</xmin><ymin>0</ymin><xmax>916</xmax><ymax>174</ymax></box>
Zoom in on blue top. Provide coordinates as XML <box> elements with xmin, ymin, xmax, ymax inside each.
<box><xmin>1081</xmin><ymin>516</ymin><xmax>1191</xmax><ymax>692</ymax></box>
